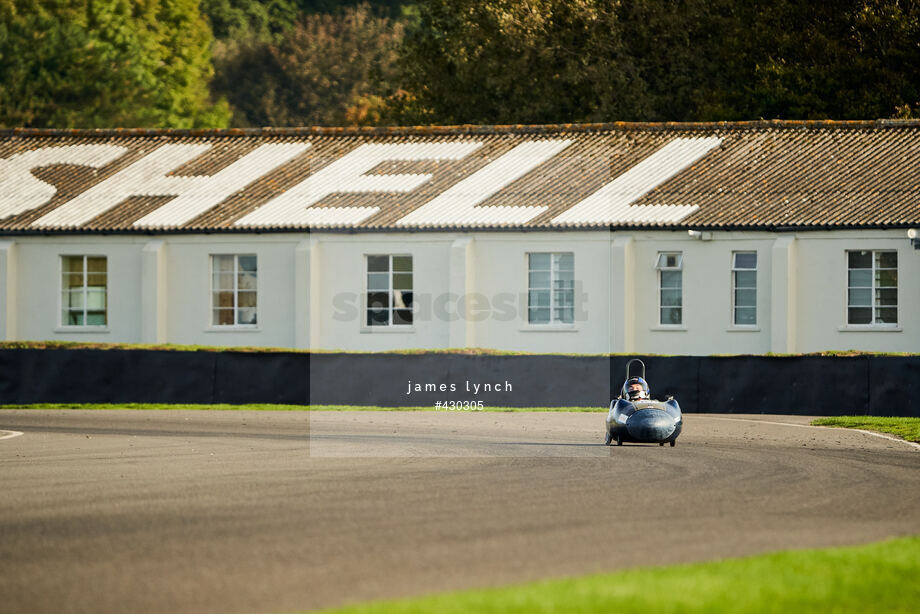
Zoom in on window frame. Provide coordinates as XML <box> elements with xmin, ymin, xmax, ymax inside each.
<box><xmin>655</xmin><ymin>251</ymin><xmax>683</xmax><ymax>327</ymax></box>
<box><xmin>731</xmin><ymin>251</ymin><xmax>757</xmax><ymax>327</ymax></box>
<box><xmin>209</xmin><ymin>253</ymin><xmax>259</xmax><ymax>328</ymax></box>
<box><xmin>364</xmin><ymin>254</ymin><xmax>414</xmax><ymax>328</ymax></box>
<box><xmin>59</xmin><ymin>254</ymin><xmax>108</xmax><ymax>329</ymax></box>
<box><xmin>526</xmin><ymin>252</ymin><xmax>575</xmax><ymax>327</ymax></box>
<box><xmin>845</xmin><ymin>250</ymin><xmax>898</xmax><ymax>327</ymax></box>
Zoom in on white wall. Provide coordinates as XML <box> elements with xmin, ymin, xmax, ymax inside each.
<box><xmin>470</xmin><ymin>232</ymin><xmax>612</xmax><ymax>354</ymax></box>
<box><xmin>12</xmin><ymin>236</ymin><xmax>147</xmax><ymax>343</ymax></box>
<box><xmin>7</xmin><ymin>234</ymin><xmax>307</xmax><ymax>348</ymax></box>
<box><xmin>314</xmin><ymin>234</ymin><xmax>454</xmax><ymax>351</ymax></box>
<box><xmin>2</xmin><ymin>229</ymin><xmax>917</xmax><ymax>354</ymax></box>
<box><xmin>630</xmin><ymin>231</ymin><xmax>775</xmax><ymax>355</ymax></box>
<box><xmin>0</xmin><ymin>241</ymin><xmax>17</xmax><ymax>340</ymax></box>
<box><xmin>793</xmin><ymin>230</ymin><xmax>919</xmax><ymax>353</ymax></box>
<box><xmin>312</xmin><ymin>232</ymin><xmax>615</xmax><ymax>353</ymax></box>
<box><xmin>163</xmin><ymin>235</ymin><xmax>301</xmax><ymax>348</ymax></box>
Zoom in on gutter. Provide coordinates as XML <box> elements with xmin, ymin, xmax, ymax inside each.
<box><xmin>0</xmin><ymin>223</ymin><xmax>916</xmax><ymax>239</ymax></box>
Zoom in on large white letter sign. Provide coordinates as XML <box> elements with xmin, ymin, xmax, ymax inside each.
<box><xmin>551</xmin><ymin>137</ymin><xmax>722</xmax><ymax>225</ymax></box>
<box><xmin>33</xmin><ymin>143</ymin><xmax>309</xmax><ymax>228</ymax></box>
<box><xmin>234</xmin><ymin>141</ymin><xmax>482</xmax><ymax>227</ymax></box>
<box><xmin>0</xmin><ymin>145</ymin><xmax>128</xmax><ymax>219</ymax></box>
<box><xmin>396</xmin><ymin>139</ymin><xmax>573</xmax><ymax>227</ymax></box>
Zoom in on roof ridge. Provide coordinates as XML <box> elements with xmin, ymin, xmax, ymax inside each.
<box><xmin>3</xmin><ymin>118</ymin><xmax>920</xmax><ymax>138</ymax></box>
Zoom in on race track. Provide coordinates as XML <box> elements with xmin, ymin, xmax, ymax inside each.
<box><xmin>1</xmin><ymin>409</ymin><xmax>918</xmax><ymax>614</ymax></box>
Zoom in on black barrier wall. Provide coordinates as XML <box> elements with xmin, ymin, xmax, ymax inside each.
<box><xmin>0</xmin><ymin>349</ymin><xmax>310</xmax><ymax>405</ymax></box>
<box><xmin>308</xmin><ymin>353</ymin><xmax>611</xmax><ymax>408</ymax></box>
<box><xmin>0</xmin><ymin>349</ymin><xmax>917</xmax><ymax>416</ymax></box>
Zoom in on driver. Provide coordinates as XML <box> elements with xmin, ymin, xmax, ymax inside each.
<box><xmin>624</xmin><ymin>377</ymin><xmax>650</xmax><ymax>401</ymax></box>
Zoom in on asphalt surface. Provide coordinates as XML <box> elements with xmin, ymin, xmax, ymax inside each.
<box><xmin>1</xmin><ymin>410</ymin><xmax>918</xmax><ymax>614</ymax></box>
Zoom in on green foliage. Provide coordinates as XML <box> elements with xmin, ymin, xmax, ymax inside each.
<box><xmin>212</xmin><ymin>2</ymin><xmax>403</xmax><ymax>126</ymax></box>
<box><xmin>298</xmin><ymin>0</ymin><xmax>406</xmax><ymax>19</ymax></box>
<box><xmin>0</xmin><ymin>0</ymin><xmax>230</xmax><ymax>128</ymax></box>
<box><xmin>199</xmin><ymin>0</ymin><xmax>299</xmax><ymax>41</ymax></box>
<box><xmin>389</xmin><ymin>0</ymin><xmax>920</xmax><ymax>124</ymax></box>
<box><xmin>738</xmin><ymin>1</ymin><xmax>920</xmax><ymax>120</ymax></box>
<box><xmin>3</xmin><ymin>0</ymin><xmax>918</xmax><ymax>129</ymax></box>
<box><xmin>199</xmin><ymin>1</ymin><xmax>408</xmax><ymax>42</ymax></box>
<box><xmin>615</xmin><ymin>0</ymin><xmax>745</xmax><ymax>122</ymax></box>
<box><xmin>387</xmin><ymin>0</ymin><xmax>648</xmax><ymax>125</ymax></box>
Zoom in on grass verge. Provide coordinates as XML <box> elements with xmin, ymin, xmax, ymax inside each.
<box><xmin>0</xmin><ymin>403</ymin><xmax>604</xmax><ymax>412</ymax></box>
<box><xmin>312</xmin><ymin>536</ymin><xmax>920</xmax><ymax>614</ymax></box>
<box><xmin>811</xmin><ymin>416</ymin><xmax>920</xmax><ymax>443</ymax></box>
<box><xmin>2</xmin><ymin>340</ymin><xmax>918</xmax><ymax>357</ymax></box>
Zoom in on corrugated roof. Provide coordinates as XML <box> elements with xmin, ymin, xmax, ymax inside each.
<box><xmin>1</xmin><ymin>120</ymin><xmax>918</xmax><ymax>233</ymax></box>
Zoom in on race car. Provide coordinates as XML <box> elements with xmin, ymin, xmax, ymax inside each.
<box><xmin>605</xmin><ymin>359</ymin><xmax>682</xmax><ymax>447</ymax></box>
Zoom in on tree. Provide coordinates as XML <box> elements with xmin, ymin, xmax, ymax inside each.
<box><xmin>387</xmin><ymin>0</ymin><xmax>649</xmax><ymax>125</ymax></box>
<box><xmin>614</xmin><ymin>0</ymin><xmax>748</xmax><ymax>121</ymax></box>
<box><xmin>199</xmin><ymin>0</ymin><xmax>299</xmax><ymax>41</ymax></box>
<box><xmin>0</xmin><ymin>0</ymin><xmax>230</xmax><ymax>129</ymax></box>
<box><xmin>199</xmin><ymin>1</ymin><xmax>408</xmax><ymax>42</ymax></box>
<box><xmin>389</xmin><ymin>0</ymin><xmax>920</xmax><ymax>124</ymax></box>
<box><xmin>212</xmin><ymin>3</ymin><xmax>404</xmax><ymax>126</ymax></box>
<box><xmin>736</xmin><ymin>0</ymin><xmax>920</xmax><ymax>120</ymax></box>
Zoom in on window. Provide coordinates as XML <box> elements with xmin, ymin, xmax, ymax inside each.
<box><xmin>847</xmin><ymin>251</ymin><xmax>897</xmax><ymax>325</ymax></box>
<box><xmin>211</xmin><ymin>254</ymin><xmax>257</xmax><ymax>326</ymax></box>
<box><xmin>61</xmin><ymin>256</ymin><xmax>107</xmax><ymax>326</ymax></box>
<box><xmin>366</xmin><ymin>255</ymin><xmax>413</xmax><ymax>326</ymax></box>
<box><xmin>732</xmin><ymin>252</ymin><xmax>757</xmax><ymax>326</ymax></box>
<box><xmin>656</xmin><ymin>252</ymin><xmax>682</xmax><ymax>325</ymax></box>
<box><xmin>528</xmin><ymin>252</ymin><xmax>574</xmax><ymax>325</ymax></box>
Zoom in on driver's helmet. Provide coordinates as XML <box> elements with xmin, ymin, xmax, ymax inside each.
<box><xmin>623</xmin><ymin>377</ymin><xmax>650</xmax><ymax>401</ymax></box>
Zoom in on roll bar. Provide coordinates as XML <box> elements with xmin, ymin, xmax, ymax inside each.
<box><xmin>625</xmin><ymin>358</ymin><xmax>645</xmax><ymax>381</ymax></box>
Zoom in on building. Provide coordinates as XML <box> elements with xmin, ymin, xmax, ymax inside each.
<box><xmin>0</xmin><ymin>121</ymin><xmax>917</xmax><ymax>355</ymax></box>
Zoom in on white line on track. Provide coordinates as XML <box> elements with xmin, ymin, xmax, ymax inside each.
<box><xmin>0</xmin><ymin>430</ymin><xmax>24</xmax><ymax>440</ymax></box>
<box><xmin>704</xmin><ymin>416</ymin><xmax>920</xmax><ymax>451</ymax></box>
<box><xmin>837</xmin><ymin>428</ymin><xmax>920</xmax><ymax>451</ymax></box>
